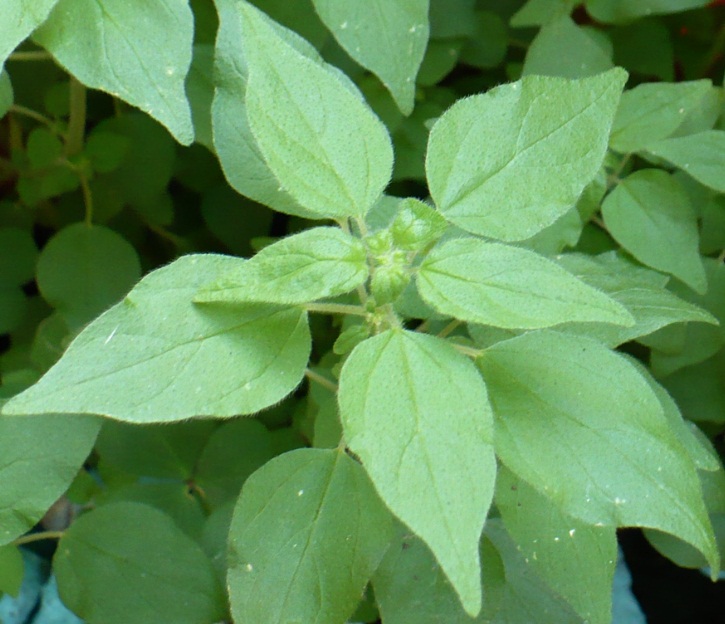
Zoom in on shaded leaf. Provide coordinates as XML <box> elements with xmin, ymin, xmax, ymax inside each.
<box><xmin>227</xmin><ymin>448</ymin><xmax>392</xmax><ymax>624</ymax></box>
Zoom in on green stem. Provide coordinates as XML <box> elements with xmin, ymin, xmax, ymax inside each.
<box><xmin>607</xmin><ymin>152</ymin><xmax>632</xmax><ymax>188</ymax></box>
<box><xmin>452</xmin><ymin>343</ymin><xmax>484</xmax><ymax>360</ymax></box>
<box><xmin>65</xmin><ymin>78</ymin><xmax>86</xmax><ymax>157</ymax></box>
<box><xmin>7</xmin><ymin>51</ymin><xmax>53</xmax><ymax>62</ymax></box>
<box><xmin>437</xmin><ymin>319</ymin><xmax>462</xmax><ymax>339</ymax></box>
<box><xmin>305</xmin><ymin>368</ymin><xmax>338</xmax><ymax>393</ymax></box>
<box><xmin>80</xmin><ymin>172</ymin><xmax>94</xmax><ymax>226</ymax></box>
<box><xmin>13</xmin><ymin>530</ymin><xmax>64</xmax><ymax>546</ymax></box>
<box><xmin>305</xmin><ymin>302</ymin><xmax>368</xmax><ymax>317</ymax></box>
<box><xmin>8</xmin><ymin>104</ymin><xmax>56</xmax><ymax>129</ymax></box>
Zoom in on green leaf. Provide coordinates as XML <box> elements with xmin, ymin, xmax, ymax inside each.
<box><xmin>96</xmin><ymin>420</ymin><xmax>216</xmax><ymax>479</ymax></box>
<box><xmin>664</xmin><ymin>350</ymin><xmax>725</xmax><ymax>425</ymax></box>
<box><xmin>496</xmin><ymin>467</ymin><xmax>617</xmax><ymax>624</ymax></box>
<box><xmin>186</xmin><ymin>44</ymin><xmax>215</xmax><ymax>150</ymax></box>
<box><xmin>510</xmin><ymin>0</ymin><xmax>578</xmax><ymax>26</ymax></box>
<box><xmin>610</xmin><ymin>18</ymin><xmax>673</xmax><ymax>82</ymax></box>
<box><xmin>648</xmin><ymin>258</ymin><xmax>725</xmax><ymax>377</ymax></box>
<box><xmin>479</xmin><ymin>330</ymin><xmax>719</xmax><ymax>570</ymax></box>
<box><xmin>0</xmin><ymin>544</ymin><xmax>23</xmax><ymax>597</ymax></box>
<box><xmin>98</xmin><ymin>482</ymin><xmax>207</xmax><ymax>540</ymax></box>
<box><xmin>646</xmin><ymin>130</ymin><xmax>725</xmax><ymax>193</ymax></box>
<box><xmin>610</xmin><ymin>79</ymin><xmax>713</xmax><ymax>153</ymax></box>
<box><xmin>34</xmin><ymin>0</ymin><xmax>194</xmax><ymax>144</ymax></box>
<box><xmin>523</xmin><ymin>17</ymin><xmax>613</xmax><ymax>79</ymax></box>
<box><xmin>311</xmin><ymin>0</ymin><xmax>429</xmax><ymax>114</ymax></box>
<box><xmin>196</xmin><ymin>227</ymin><xmax>369</xmax><ymax>305</ymax></box>
<box><xmin>195</xmin><ymin>418</ymin><xmax>276</xmax><ymax>507</ymax></box>
<box><xmin>373</xmin><ymin>524</ymin><xmax>499</xmax><ymax>624</ymax></box>
<box><xmin>3</xmin><ymin>255</ymin><xmax>311</xmax><ymax>423</ymax></box>
<box><xmin>238</xmin><ymin>1</ymin><xmax>393</xmax><ymax>219</ymax></box>
<box><xmin>629</xmin><ymin>358</ymin><xmax>721</xmax><ymax>472</ymax></box>
<box><xmin>417</xmin><ymin>237</ymin><xmax>633</xmax><ymax>329</ymax></box>
<box><xmin>93</xmin><ymin>114</ymin><xmax>176</xmax><ymax>208</ymax></box>
<box><xmin>484</xmin><ymin>520</ymin><xmax>584</xmax><ymax>623</ymax></box>
<box><xmin>556</xmin><ymin>252</ymin><xmax>717</xmax><ymax>347</ymax></box>
<box><xmin>54</xmin><ymin>502</ymin><xmax>224</xmax><ymax>624</ymax></box>
<box><xmin>390</xmin><ymin>198</ymin><xmax>449</xmax><ymax>252</ymax></box>
<box><xmin>35</xmin><ymin>223</ymin><xmax>142</xmax><ymax>330</ymax></box>
<box><xmin>0</xmin><ymin>227</ymin><xmax>37</xmax><ymax>286</ymax></box>
<box><xmin>0</xmin><ymin>0</ymin><xmax>58</xmax><ymax>69</ymax></box>
<box><xmin>84</xmin><ymin>131</ymin><xmax>130</xmax><ymax>174</ymax></box>
<box><xmin>227</xmin><ymin>448</ymin><xmax>392</xmax><ymax>624</ymax></box>
<box><xmin>0</xmin><ymin>414</ymin><xmax>100</xmax><ymax>546</ymax></box>
<box><xmin>585</xmin><ymin>0</ymin><xmax>709</xmax><ymax>23</ymax></box>
<box><xmin>212</xmin><ymin>0</ymin><xmax>315</xmax><ymax>218</ymax></box>
<box><xmin>0</xmin><ymin>71</ymin><xmax>13</xmax><ymax>117</ymax></box>
<box><xmin>601</xmin><ymin>170</ymin><xmax>706</xmax><ymax>293</ymax></box>
<box><xmin>338</xmin><ymin>330</ymin><xmax>496</xmax><ymax>616</ymax></box>
<box><xmin>459</xmin><ymin>11</ymin><xmax>508</xmax><ymax>70</ymax></box>
<box><xmin>426</xmin><ymin>68</ymin><xmax>627</xmax><ymax>241</ymax></box>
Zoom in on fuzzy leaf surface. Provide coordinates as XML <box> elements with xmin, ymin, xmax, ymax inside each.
<box><xmin>34</xmin><ymin>0</ymin><xmax>194</xmax><ymax>144</ymax></box>
<box><xmin>417</xmin><ymin>237</ymin><xmax>633</xmax><ymax>329</ymax></box>
<box><xmin>602</xmin><ymin>170</ymin><xmax>706</xmax><ymax>293</ymax></box>
<box><xmin>3</xmin><ymin>255</ymin><xmax>311</xmax><ymax>423</ymax></box>
<box><xmin>238</xmin><ymin>1</ymin><xmax>393</xmax><ymax>219</ymax></box>
<box><xmin>479</xmin><ymin>330</ymin><xmax>718</xmax><ymax>570</ymax></box>
<box><xmin>610</xmin><ymin>80</ymin><xmax>712</xmax><ymax>152</ymax></box>
<box><xmin>426</xmin><ymin>69</ymin><xmax>626</xmax><ymax>241</ymax></box>
<box><xmin>312</xmin><ymin>0</ymin><xmax>429</xmax><ymax>114</ymax></box>
<box><xmin>227</xmin><ymin>448</ymin><xmax>392</xmax><ymax>624</ymax></box>
<box><xmin>338</xmin><ymin>330</ymin><xmax>496</xmax><ymax>615</ymax></box>
<box><xmin>196</xmin><ymin>227</ymin><xmax>368</xmax><ymax>305</ymax></box>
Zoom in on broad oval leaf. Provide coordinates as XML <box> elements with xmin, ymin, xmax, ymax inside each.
<box><xmin>34</xmin><ymin>0</ymin><xmax>194</xmax><ymax>144</ymax></box>
<box><xmin>523</xmin><ymin>16</ymin><xmax>613</xmax><ymax>79</ymax></box>
<box><xmin>3</xmin><ymin>255</ymin><xmax>311</xmax><ymax>423</ymax></box>
<box><xmin>0</xmin><ymin>0</ymin><xmax>58</xmax><ymax>70</ymax></box>
<box><xmin>585</xmin><ymin>0</ymin><xmax>709</xmax><ymax>23</ymax></box>
<box><xmin>556</xmin><ymin>252</ymin><xmax>717</xmax><ymax>347</ymax></box>
<box><xmin>196</xmin><ymin>227</ymin><xmax>369</xmax><ymax>305</ymax></box>
<box><xmin>602</xmin><ymin>170</ymin><xmax>706</xmax><ymax>293</ymax></box>
<box><xmin>36</xmin><ymin>223</ymin><xmax>142</xmax><ymax>330</ymax></box>
<box><xmin>610</xmin><ymin>79</ymin><xmax>712</xmax><ymax>153</ymax></box>
<box><xmin>227</xmin><ymin>448</ymin><xmax>392</xmax><ymax>624</ymax></box>
<box><xmin>311</xmin><ymin>0</ymin><xmax>429</xmax><ymax>114</ymax></box>
<box><xmin>0</xmin><ymin>413</ymin><xmax>99</xmax><ymax>546</ymax></box>
<box><xmin>417</xmin><ymin>237</ymin><xmax>633</xmax><ymax>329</ymax></box>
<box><xmin>646</xmin><ymin>130</ymin><xmax>725</xmax><ymax>193</ymax></box>
<box><xmin>213</xmin><ymin>0</ymin><xmax>316</xmax><ymax>218</ymax></box>
<box><xmin>338</xmin><ymin>330</ymin><xmax>496</xmax><ymax>616</ymax></box>
<box><xmin>496</xmin><ymin>467</ymin><xmax>618</xmax><ymax>624</ymax></box>
<box><xmin>238</xmin><ymin>1</ymin><xmax>394</xmax><ymax>219</ymax></box>
<box><xmin>54</xmin><ymin>502</ymin><xmax>224</xmax><ymax>624</ymax></box>
<box><xmin>426</xmin><ymin>68</ymin><xmax>627</xmax><ymax>241</ymax></box>
<box><xmin>479</xmin><ymin>330</ymin><xmax>718</xmax><ymax>570</ymax></box>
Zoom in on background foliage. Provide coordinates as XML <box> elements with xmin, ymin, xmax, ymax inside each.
<box><xmin>1</xmin><ymin>1</ymin><xmax>725</xmax><ymax>623</ymax></box>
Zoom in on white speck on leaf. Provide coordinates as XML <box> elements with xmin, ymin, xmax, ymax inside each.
<box><xmin>104</xmin><ymin>326</ymin><xmax>119</xmax><ymax>345</ymax></box>
<box><xmin>297</xmin><ymin>489</ymin><xmax>304</xmax><ymax>496</ymax></box>
<box><xmin>245</xmin><ymin>563</ymin><xmax>253</xmax><ymax>572</ymax></box>
<box><xmin>569</xmin><ymin>529</ymin><xmax>576</xmax><ymax>537</ymax></box>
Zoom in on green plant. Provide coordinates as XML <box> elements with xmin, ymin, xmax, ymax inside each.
<box><xmin>1</xmin><ymin>1</ymin><xmax>725</xmax><ymax>622</ymax></box>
